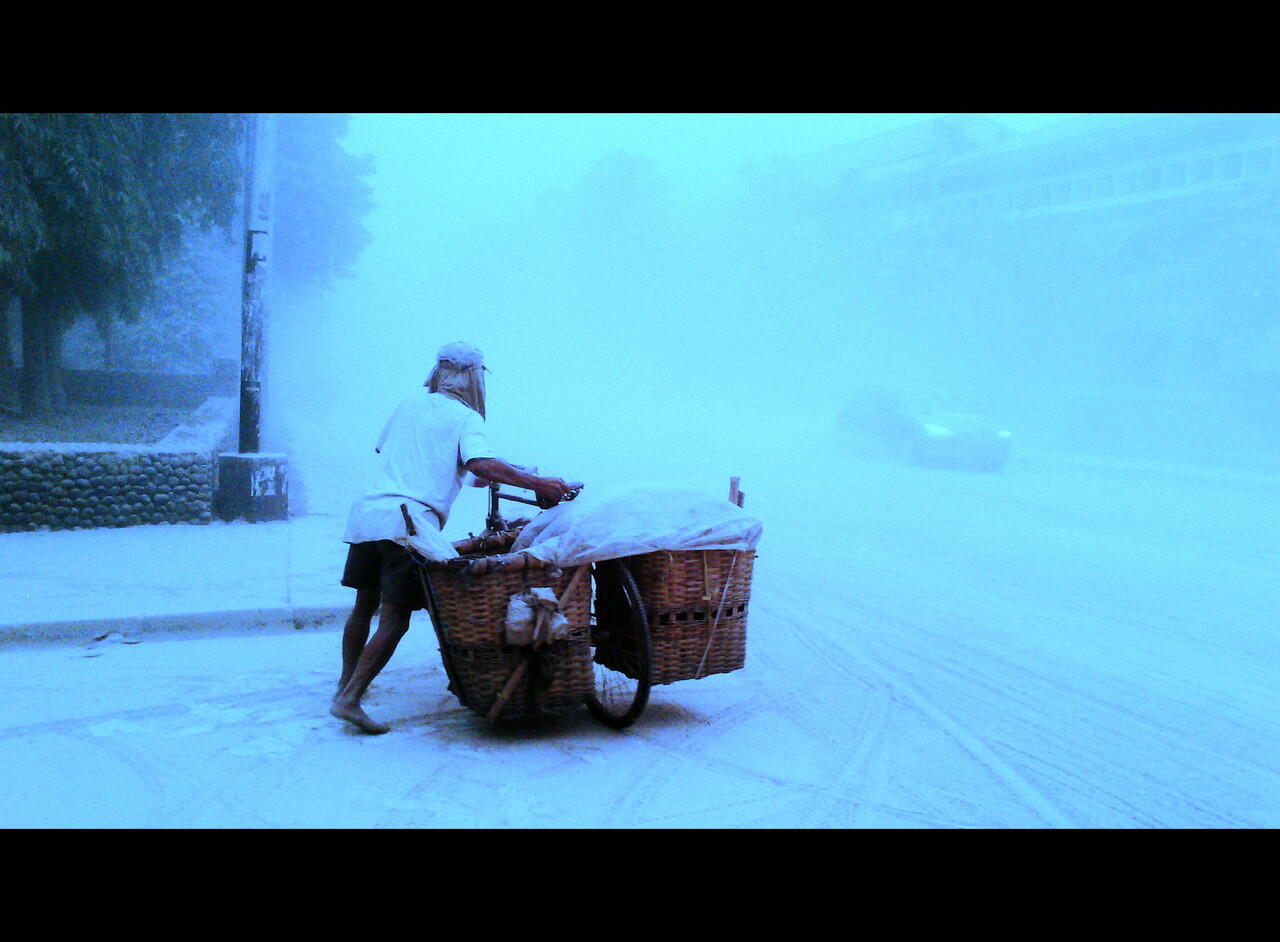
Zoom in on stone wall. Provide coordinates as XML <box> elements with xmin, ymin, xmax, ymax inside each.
<box><xmin>1</xmin><ymin>450</ymin><xmax>216</xmax><ymax>531</ymax></box>
<box><xmin>0</xmin><ymin>397</ymin><xmax>236</xmax><ymax>533</ymax></box>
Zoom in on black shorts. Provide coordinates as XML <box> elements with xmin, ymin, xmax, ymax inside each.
<box><xmin>341</xmin><ymin>540</ymin><xmax>428</xmax><ymax>610</ymax></box>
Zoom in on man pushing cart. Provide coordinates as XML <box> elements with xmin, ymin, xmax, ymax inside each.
<box><xmin>333</xmin><ymin>341</ymin><xmax>762</xmax><ymax>735</ymax></box>
<box><xmin>332</xmin><ymin>342</ymin><xmax>579</xmax><ymax>734</ymax></box>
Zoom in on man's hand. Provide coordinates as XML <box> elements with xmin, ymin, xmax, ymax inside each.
<box><xmin>533</xmin><ymin>476</ymin><xmax>573</xmax><ymax>509</ymax></box>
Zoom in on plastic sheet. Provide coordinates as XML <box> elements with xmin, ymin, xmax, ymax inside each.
<box><xmin>395</xmin><ymin>502</ymin><xmax>459</xmax><ymax>562</ymax></box>
<box><xmin>511</xmin><ymin>484</ymin><xmax>762</xmax><ymax>567</ymax></box>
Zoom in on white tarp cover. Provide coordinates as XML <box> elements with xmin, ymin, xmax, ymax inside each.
<box><xmin>511</xmin><ymin>484</ymin><xmax>763</xmax><ymax>568</ymax></box>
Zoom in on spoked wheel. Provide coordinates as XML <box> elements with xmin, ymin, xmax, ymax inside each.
<box><xmin>586</xmin><ymin>559</ymin><xmax>651</xmax><ymax>728</ymax></box>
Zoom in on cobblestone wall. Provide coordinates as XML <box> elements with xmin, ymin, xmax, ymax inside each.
<box><xmin>1</xmin><ymin>450</ymin><xmax>216</xmax><ymax>531</ymax></box>
<box><xmin>0</xmin><ymin>397</ymin><xmax>236</xmax><ymax>533</ymax></box>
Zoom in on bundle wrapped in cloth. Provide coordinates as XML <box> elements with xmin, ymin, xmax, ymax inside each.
<box><xmin>510</xmin><ymin>483</ymin><xmax>763</xmax><ymax>567</ymax></box>
<box><xmin>504</xmin><ymin>587</ymin><xmax>571</xmax><ymax>646</ymax></box>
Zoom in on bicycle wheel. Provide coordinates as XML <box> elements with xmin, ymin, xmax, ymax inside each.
<box><xmin>586</xmin><ymin>559</ymin><xmax>651</xmax><ymax>728</ymax></box>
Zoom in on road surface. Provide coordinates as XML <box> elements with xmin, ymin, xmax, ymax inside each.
<box><xmin>2</xmin><ymin>441</ymin><xmax>1276</xmax><ymax>827</ymax></box>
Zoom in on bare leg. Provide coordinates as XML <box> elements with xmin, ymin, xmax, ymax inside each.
<box><xmin>330</xmin><ymin>601</ymin><xmax>412</xmax><ymax>734</ymax></box>
<box><xmin>338</xmin><ymin>587</ymin><xmax>382</xmax><ymax>694</ymax></box>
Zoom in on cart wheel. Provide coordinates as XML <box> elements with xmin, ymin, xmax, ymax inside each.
<box><xmin>586</xmin><ymin>560</ymin><xmax>651</xmax><ymax>729</ymax></box>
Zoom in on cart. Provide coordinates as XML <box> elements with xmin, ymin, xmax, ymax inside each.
<box><xmin>406</xmin><ymin>480</ymin><xmax>755</xmax><ymax>729</ymax></box>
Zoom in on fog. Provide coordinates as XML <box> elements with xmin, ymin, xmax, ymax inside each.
<box><xmin>261</xmin><ymin>113</ymin><xmax>1279</xmax><ymax>536</ymax></box>
<box><xmin>8</xmin><ymin>114</ymin><xmax>1279</xmax><ymax>827</ymax></box>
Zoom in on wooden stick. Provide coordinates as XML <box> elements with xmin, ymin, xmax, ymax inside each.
<box><xmin>444</xmin><ymin>551</ymin><xmax>550</xmax><ymax>577</ymax></box>
<box><xmin>451</xmin><ymin>528</ymin><xmax>519</xmax><ymax>556</ymax></box>
<box><xmin>487</xmin><ymin>660</ymin><xmax>528</xmax><ymax>722</ymax></box>
<box><xmin>557</xmin><ymin>564</ymin><xmax>590</xmax><ymax>609</ymax></box>
<box><xmin>701</xmin><ymin>552</ymin><xmax>742</xmax><ymax>675</ymax></box>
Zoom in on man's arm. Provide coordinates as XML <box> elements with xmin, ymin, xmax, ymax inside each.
<box><xmin>466</xmin><ymin>458</ymin><xmax>577</xmax><ymax>508</ymax></box>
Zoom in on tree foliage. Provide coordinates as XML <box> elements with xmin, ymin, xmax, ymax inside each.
<box><xmin>0</xmin><ymin>113</ymin><xmax>243</xmax><ymax>414</ymax></box>
<box><xmin>1</xmin><ymin>114</ymin><xmax>240</xmax><ymax>312</ymax></box>
<box><xmin>1</xmin><ymin>113</ymin><xmax>374</xmax><ymax>417</ymax></box>
<box><xmin>62</xmin><ymin>223</ymin><xmax>241</xmax><ymax>374</ymax></box>
<box><xmin>273</xmin><ymin>113</ymin><xmax>375</xmax><ymax>295</ymax></box>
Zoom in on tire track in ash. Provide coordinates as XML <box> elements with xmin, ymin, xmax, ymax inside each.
<box><xmin>625</xmin><ymin>707</ymin><xmax>976</xmax><ymax>829</ymax></box>
<box><xmin>752</xmin><ymin>595</ymin><xmax>897</xmax><ymax>827</ymax></box>
<box><xmin>596</xmin><ymin>697</ymin><xmax>763</xmax><ymax>827</ymax></box>
<box><xmin>854</xmin><ymin>626</ymin><xmax>1168</xmax><ymax>827</ymax></box>
<box><xmin>843</xmin><ymin>584</ymin><xmax>1271</xmax><ymax>826</ymax></box>
<box><xmin>600</xmin><ymin>590</ymin><xmax>925</xmax><ymax>828</ymax></box>
<box><xmin>4</xmin><ymin>687</ymin><xmax>344</xmax><ymax>827</ymax></box>
<box><xmin>594</xmin><ymin>586</ymin><xmax>869</xmax><ymax>827</ymax></box>
<box><xmin>738</xmin><ymin>625</ymin><xmax>891</xmax><ymax>813</ymax></box>
<box><xmin>768</xmin><ymin>579</ymin><xmax>1079</xmax><ymax>828</ymax></box>
<box><xmin>47</xmin><ymin>729</ymin><xmax>170</xmax><ymax>827</ymax></box>
<box><xmin>0</xmin><ymin>668</ymin><xmax>460</xmax><ymax>742</ymax></box>
<box><xmin>595</xmin><ymin>655</ymin><xmax>893</xmax><ymax>827</ymax></box>
<box><xmin>590</xmin><ymin>610</ymin><xmax>845</xmax><ymax>828</ymax></box>
<box><xmin>0</xmin><ymin>686</ymin><xmax>316</xmax><ymax>741</ymax></box>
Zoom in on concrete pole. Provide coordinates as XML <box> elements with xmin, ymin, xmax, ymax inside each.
<box><xmin>216</xmin><ymin>113</ymin><xmax>287</xmax><ymax>522</ymax></box>
<box><xmin>239</xmin><ymin>112</ymin><xmax>276</xmax><ymax>454</ymax></box>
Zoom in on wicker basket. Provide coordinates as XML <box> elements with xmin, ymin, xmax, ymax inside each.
<box><xmin>626</xmin><ymin>548</ymin><xmax>755</xmax><ymax>685</ymax></box>
<box><xmin>421</xmin><ymin>555</ymin><xmax>593</xmax><ymax>722</ymax></box>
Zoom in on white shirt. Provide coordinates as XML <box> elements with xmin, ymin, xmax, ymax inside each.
<box><xmin>343</xmin><ymin>389</ymin><xmax>494</xmax><ymax>544</ymax></box>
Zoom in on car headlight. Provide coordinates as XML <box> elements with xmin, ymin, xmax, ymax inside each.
<box><xmin>923</xmin><ymin>424</ymin><xmax>954</xmax><ymax>437</ymax></box>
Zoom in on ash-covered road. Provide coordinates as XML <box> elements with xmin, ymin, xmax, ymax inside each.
<box><xmin>3</xmin><ymin>444</ymin><xmax>1276</xmax><ymax>828</ymax></box>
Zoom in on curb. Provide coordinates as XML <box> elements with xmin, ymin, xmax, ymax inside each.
<box><xmin>0</xmin><ymin>605</ymin><xmax>349</xmax><ymax>648</ymax></box>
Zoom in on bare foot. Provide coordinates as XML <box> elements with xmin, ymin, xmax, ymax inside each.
<box><xmin>330</xmin><ymin>699</ymin><xmax>391</xmax><ymax>734</ymax></box>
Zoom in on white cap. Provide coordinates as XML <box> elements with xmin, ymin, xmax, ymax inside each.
<box><xmin>436</xmin><ymin>341</ymin><xmax>485</xmax><ymax>371</ymax></box>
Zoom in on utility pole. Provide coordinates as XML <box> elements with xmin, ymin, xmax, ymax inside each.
<box><xmin>239</xmin><ymin>112</ymin><xmax>272</xmax><ymax>453</ymax></box>
<box><xmin>215</xmin><ymin>113</ymin><xmax>288</xmax><ymax>522</ymax></box>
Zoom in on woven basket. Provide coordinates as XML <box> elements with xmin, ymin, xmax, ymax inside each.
<box><xmin>626</xmin><ymin>549</ymin><xmax>755</xmax><ymax>685</ymax></box>
<box><xmin>422</xmin><ymin>557</ymin><xmax>593</xmax><ymax>721</ymax></box>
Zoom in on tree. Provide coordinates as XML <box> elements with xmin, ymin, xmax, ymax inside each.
<box><xmin>61</xmin><ymin>222</ymin><xmax>242</xmax><ymax>374</ymax></box>
<box><xmin>66</xmin><ymin>114</ymin><xmax>376</xmax><ymax>385</ymax></box>
<box><xmin>272</xmin><ymin>113</ymin><xmax>375</xmax><ymax>296</ymax></box>
<box><xmin>0</xmin><ymin>113</ymin><xmax>242</xmax><ymax>415</ymax></box>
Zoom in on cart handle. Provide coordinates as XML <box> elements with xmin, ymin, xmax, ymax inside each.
<box><xmin>490</xmin><ymin>481</ymin><xmax>584</xmax><ymax>506</ymax></box>
<box><xmin>487</xmin><ymin>481</ymin><xmax>582</xmax><ymax>532</ymax></box>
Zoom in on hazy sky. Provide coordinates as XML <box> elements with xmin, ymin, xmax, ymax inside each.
<box><xmin>340</xmin><ymin>112</ymin><xmax>1076</xmax><ymax>229</ymax></box>
<box><xmin>269</xmin><ymin>111</ymin><xmax>1276</xmax><ymax>515</ymax></box>
<box><xmin>307</xmin><ymin>112</ymin><xmax>1083</xmax><ymax>408</ymax></box>
<box><xmin>319</xmin><ymin>112</ymin><xmax>1080</xmax><ymax>373</ymax></box>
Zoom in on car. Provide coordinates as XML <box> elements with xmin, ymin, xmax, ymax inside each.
<box><xmin>838</xmin><ymin>386</ymin><xmax>1013</xmax><ymax>472</ymax></box>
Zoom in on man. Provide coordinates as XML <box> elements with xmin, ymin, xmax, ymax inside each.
<box><xmin>331</xmin><ymin>341</ymin><xmax>578</xmax><ymax>734</ymax></box>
